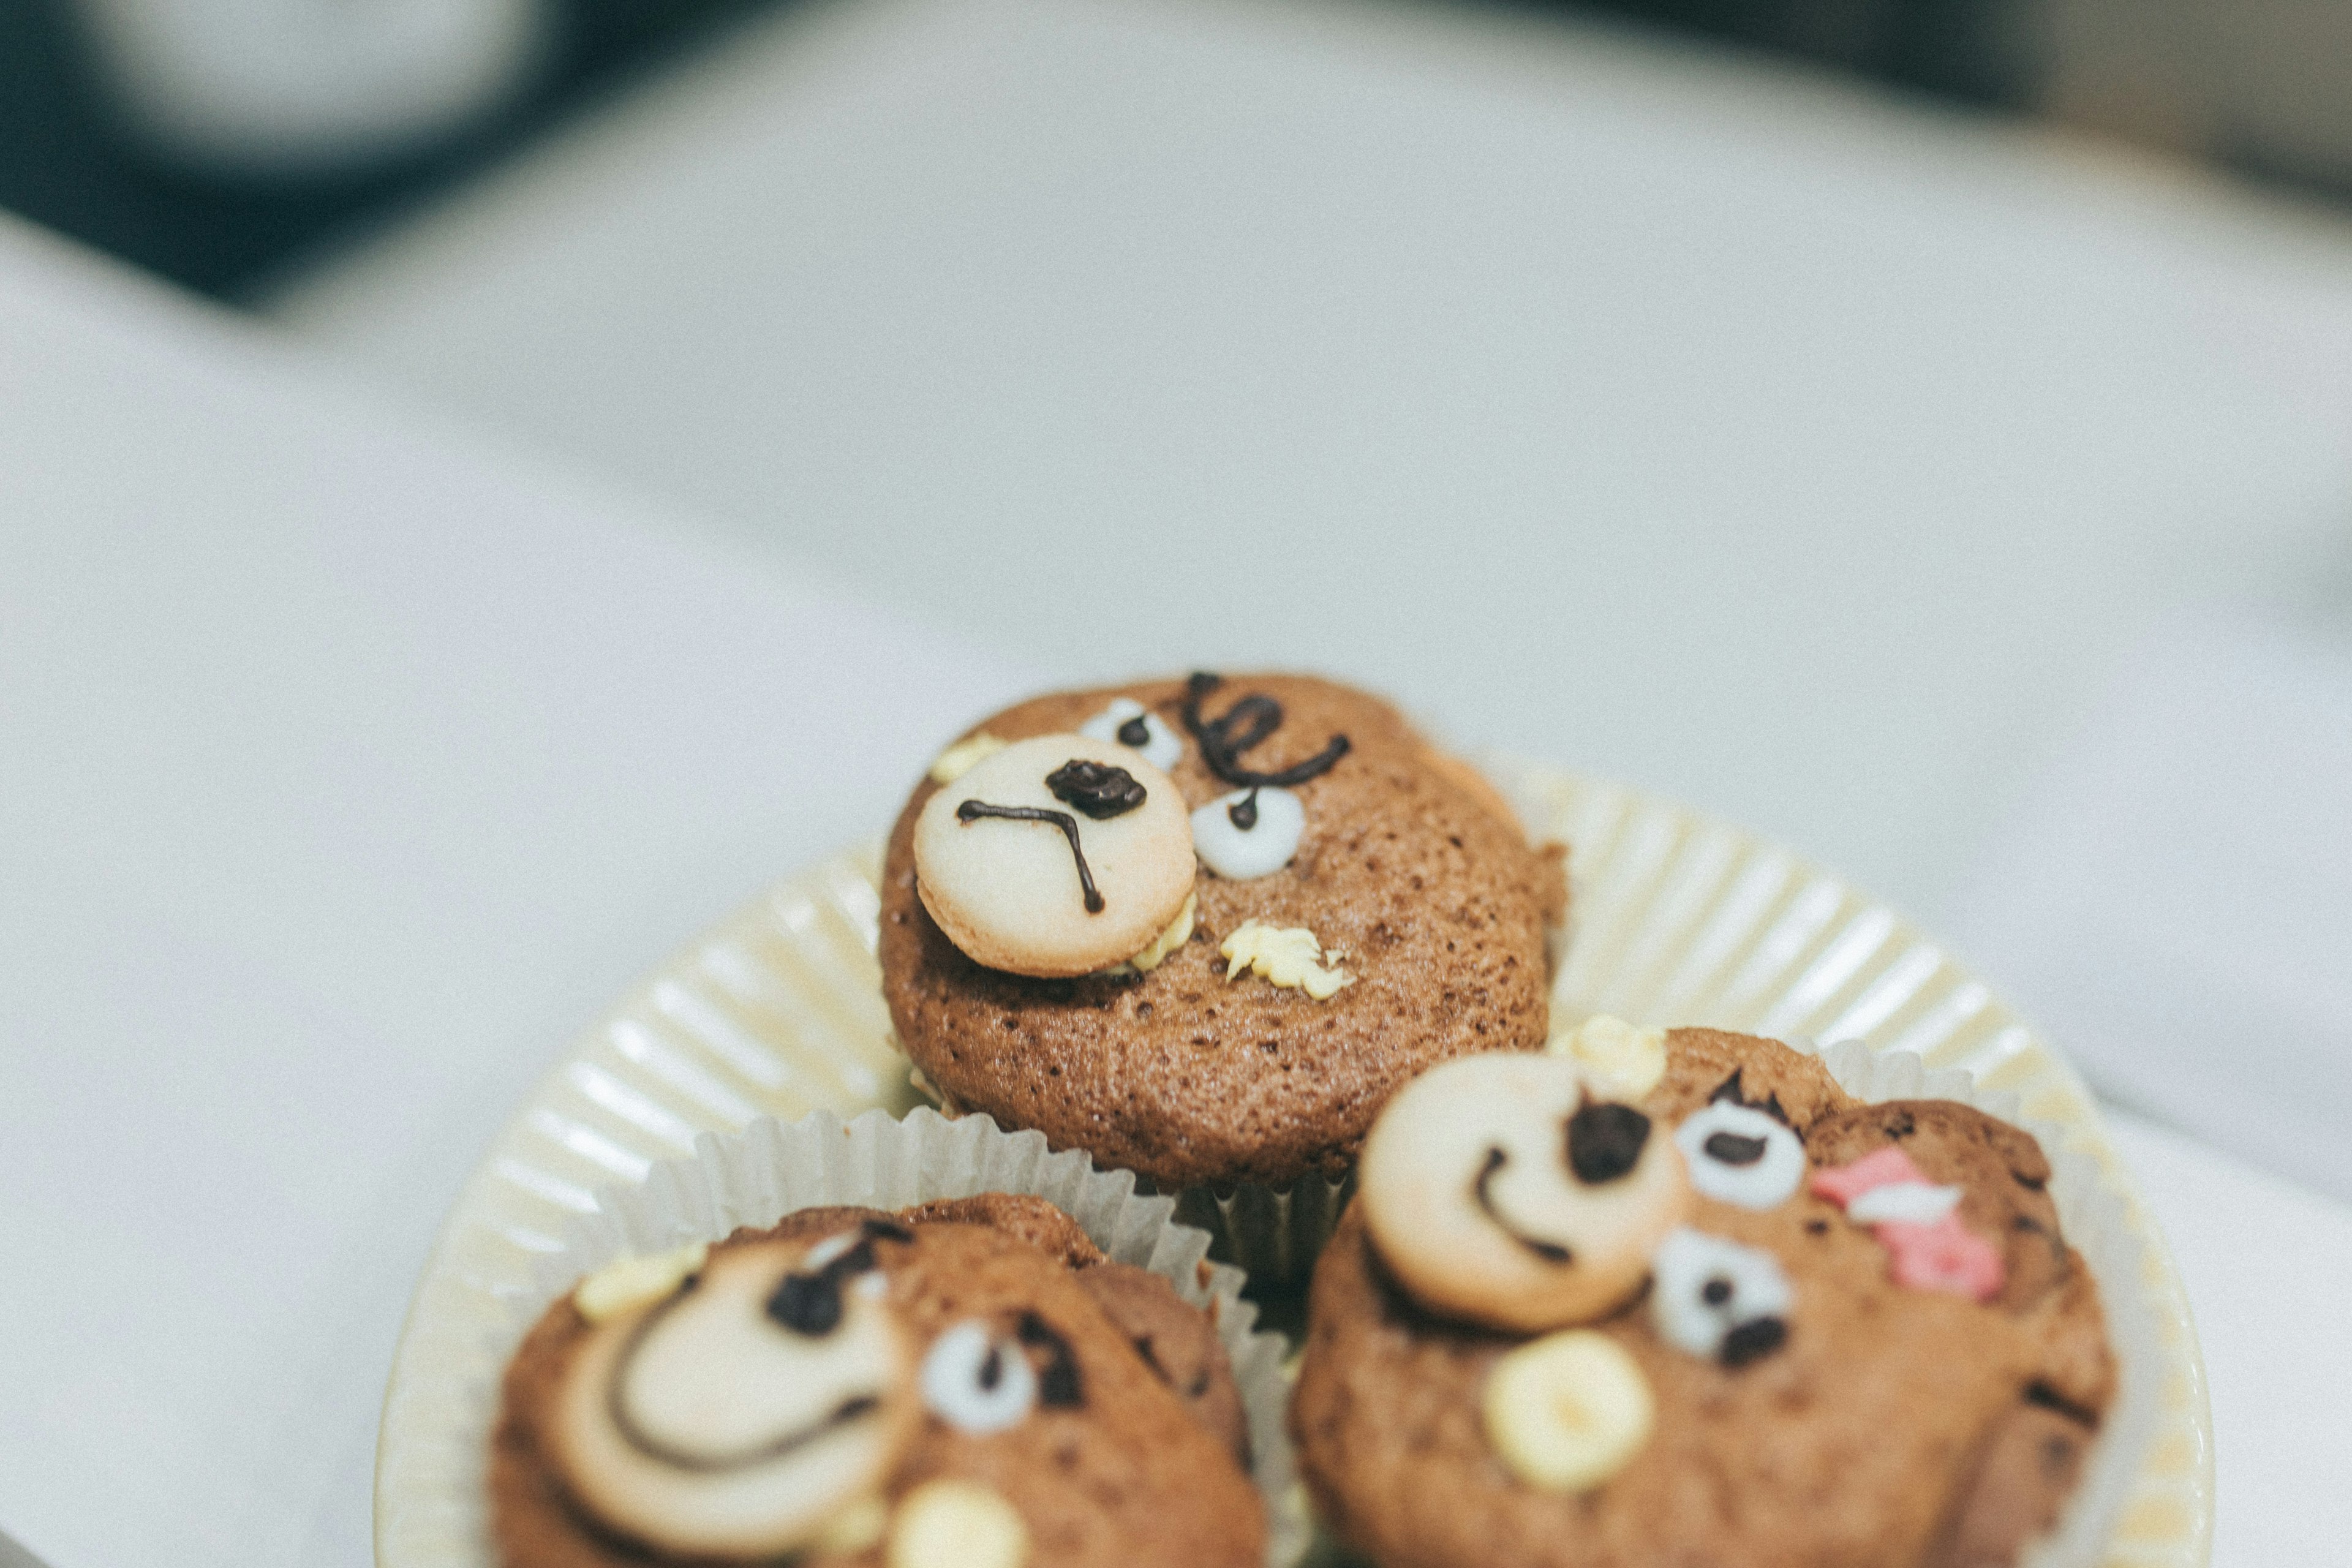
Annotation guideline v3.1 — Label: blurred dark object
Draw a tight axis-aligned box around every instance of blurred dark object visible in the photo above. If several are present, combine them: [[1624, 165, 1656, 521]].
[[6, 0, 2352, 303], [1555, 0, 2029, 104], [0, 0, 783, 299]]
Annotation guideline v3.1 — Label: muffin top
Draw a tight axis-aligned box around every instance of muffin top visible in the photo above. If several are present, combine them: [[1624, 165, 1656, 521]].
[[1289, 1027, 2114, 1568], [492, 1195, 1263, 1568], [880, 673, 1567, 1190]]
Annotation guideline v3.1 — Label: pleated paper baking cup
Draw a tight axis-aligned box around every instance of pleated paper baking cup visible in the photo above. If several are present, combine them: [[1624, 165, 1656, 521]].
[[386, 1106, 1306, 1568], [379, 761, 2209, 1568]]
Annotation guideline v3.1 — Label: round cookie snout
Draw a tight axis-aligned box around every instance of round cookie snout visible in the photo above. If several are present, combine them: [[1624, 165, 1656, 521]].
[[913, 734, 1196, 978], [1357, 1053, 1691, 1333]]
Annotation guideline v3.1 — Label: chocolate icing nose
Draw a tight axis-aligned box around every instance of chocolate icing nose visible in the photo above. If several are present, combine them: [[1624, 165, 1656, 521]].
[[1566, 1102, 1651, 1185]]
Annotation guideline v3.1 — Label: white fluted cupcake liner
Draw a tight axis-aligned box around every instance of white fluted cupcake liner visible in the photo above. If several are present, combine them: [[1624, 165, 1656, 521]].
[[391, 1106, 1306, 1568], [1164, 1172, 1354, 1285]]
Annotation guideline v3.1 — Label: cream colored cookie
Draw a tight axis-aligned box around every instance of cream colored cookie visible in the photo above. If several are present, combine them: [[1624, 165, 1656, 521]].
[[913, 734, 1195, 978], [545, 1232, 917, 1558], [1357, 1054, 1691, 1333]]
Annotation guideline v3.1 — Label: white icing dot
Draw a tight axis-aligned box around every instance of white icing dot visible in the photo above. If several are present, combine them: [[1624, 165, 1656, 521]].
[[1650, 1227, 1793, 1362], [801, 1230, 862, 1270], [1190, 787, 1304, 880], [1845, 1181, 1964, 1224], [919, 1321, 1037, 1434], [1079, 698, 1183, 772], [1675, 1102, 1807, 1210]]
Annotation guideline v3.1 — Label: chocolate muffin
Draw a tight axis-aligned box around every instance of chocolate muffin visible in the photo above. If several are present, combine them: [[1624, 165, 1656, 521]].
[[880, 673, 1567, 1193], [1291, 1026, 2114, 1568], [493, 1195, 1264, 1568]]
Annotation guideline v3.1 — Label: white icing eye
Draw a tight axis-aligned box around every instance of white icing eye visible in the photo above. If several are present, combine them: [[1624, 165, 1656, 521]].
[[1080, 698, 1183, 772], [1190, 786, 1305, 880], [1650, 1227, 1793, 1366], [919, 1321, 1038, 1434], [1675, 1102, 1806, 1210]]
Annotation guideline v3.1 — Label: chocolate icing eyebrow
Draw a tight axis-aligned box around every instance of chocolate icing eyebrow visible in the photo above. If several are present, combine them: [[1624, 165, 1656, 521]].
[[956, 799, 1106, 913], [1016, 1311, 1085, 1408], [1181, 673, 1350, 788], [1708, 1069, 1790, 1126]]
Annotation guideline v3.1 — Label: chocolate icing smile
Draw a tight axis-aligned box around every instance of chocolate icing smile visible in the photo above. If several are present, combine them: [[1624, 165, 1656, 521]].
[[956, 799, 1107, 913], [1181, 673, 1350, 788], [1472, 1145, 1574, 1265], [606, 1241, 899, 1473]]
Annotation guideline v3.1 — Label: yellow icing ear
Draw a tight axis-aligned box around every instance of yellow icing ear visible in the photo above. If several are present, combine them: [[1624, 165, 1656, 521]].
[[573, 1242, 708, 1323], [1548, 1015, 1667, 1101], [1106, 892, 1195, 976], [928, 732, 1007, 785], [1218, 919, 1353, 1000]]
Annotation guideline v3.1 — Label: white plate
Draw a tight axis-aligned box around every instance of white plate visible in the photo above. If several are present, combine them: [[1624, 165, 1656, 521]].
[[377, 761, 2212, 1568]]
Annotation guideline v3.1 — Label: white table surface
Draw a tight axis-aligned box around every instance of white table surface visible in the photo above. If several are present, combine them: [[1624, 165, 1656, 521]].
[[0, 219, 1033, 1567], [8, 0, 2352, 1550], [271, 0, 2352, 933]]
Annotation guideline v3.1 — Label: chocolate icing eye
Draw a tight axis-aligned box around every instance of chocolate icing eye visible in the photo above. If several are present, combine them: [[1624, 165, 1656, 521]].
[[1079, 697, 1183, 771], [549, 1235, 916, 1558], [921, 1321, 1039, 1434], [1650, 1226, 1793, 1366], [1190, 786, 1305, 880], [1675, 1102, 1806, 1210], [1357, 1053, 1691, 1333]]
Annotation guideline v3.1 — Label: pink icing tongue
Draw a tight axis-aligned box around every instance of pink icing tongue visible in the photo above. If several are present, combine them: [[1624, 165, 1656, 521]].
[[1812, 1145, 2006, 1303], [1875, 1216, 2006, 1302], [1809, 1145, 1927, 1207]]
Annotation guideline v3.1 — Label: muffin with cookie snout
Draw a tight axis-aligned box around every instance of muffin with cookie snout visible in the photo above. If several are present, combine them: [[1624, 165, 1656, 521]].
[[880, 672, 1568, 1197], [492, 1194, 1264, 1568], [1291, 1025, 2115, 1568]]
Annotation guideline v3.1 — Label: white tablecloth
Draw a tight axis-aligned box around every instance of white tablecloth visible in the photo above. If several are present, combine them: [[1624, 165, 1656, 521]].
[[0, 219, 1031, 1567], [273, 0, 2352, 930]]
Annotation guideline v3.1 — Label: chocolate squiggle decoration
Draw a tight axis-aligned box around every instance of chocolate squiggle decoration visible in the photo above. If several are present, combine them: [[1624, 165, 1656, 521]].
[[1181, 673, 1350, 788], [956, 801, 1106, 913]]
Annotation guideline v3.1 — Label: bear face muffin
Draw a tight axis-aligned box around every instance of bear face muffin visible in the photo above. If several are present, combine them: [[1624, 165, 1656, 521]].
[[1290, 1026, 2114, 1568], [493, 1194, 1264, 1568], [880, 673, 1568, 1192]]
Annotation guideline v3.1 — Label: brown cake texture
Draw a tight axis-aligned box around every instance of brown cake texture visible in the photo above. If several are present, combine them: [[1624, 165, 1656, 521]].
[[1289, 1029, 2114, 1568], [492, 1195, 1263, 1568], [881, 673, 1568, 1191]]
